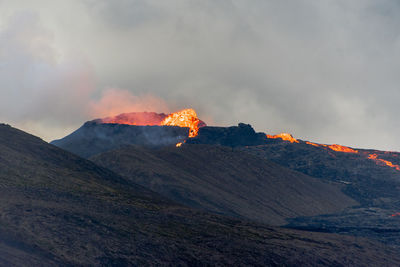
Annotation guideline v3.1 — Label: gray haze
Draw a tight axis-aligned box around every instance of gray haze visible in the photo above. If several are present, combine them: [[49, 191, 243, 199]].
[[0, 0, 400, 151]]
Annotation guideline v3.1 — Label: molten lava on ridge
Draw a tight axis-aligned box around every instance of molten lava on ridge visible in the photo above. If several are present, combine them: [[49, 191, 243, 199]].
[[161, 109, 204, 138], [266, 133, 299, 143], [95, 108, 206, 138], [267, 131, 400, 172]]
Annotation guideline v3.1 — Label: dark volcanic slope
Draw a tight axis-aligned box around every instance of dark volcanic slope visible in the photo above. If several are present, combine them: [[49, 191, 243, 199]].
[[51, 121, 189, 158], [242, 140, 400, 246], [181, 123, 400, 211], [1, 123, 400, 265], [243, 141, 400, 208], [91, 144, 357, 225]]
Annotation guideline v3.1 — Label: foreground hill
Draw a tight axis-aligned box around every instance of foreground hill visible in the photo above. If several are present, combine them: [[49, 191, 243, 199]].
[[1, 123, 400, 265], [91, 144, 356, 225]]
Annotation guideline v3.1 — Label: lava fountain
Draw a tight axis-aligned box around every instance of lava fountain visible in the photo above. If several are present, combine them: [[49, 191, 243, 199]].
[[97, 108, 206, 138]]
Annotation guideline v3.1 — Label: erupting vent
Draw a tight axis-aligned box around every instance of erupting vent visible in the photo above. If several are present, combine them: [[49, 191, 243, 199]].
[[161, 109, 201, 138], [97, 108, 206, 138]]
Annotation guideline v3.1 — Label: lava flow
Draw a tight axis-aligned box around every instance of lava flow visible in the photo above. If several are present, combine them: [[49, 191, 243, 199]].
[[306, 142, 358, 153], [271, 132, 400, 172], [368, 154, 400, 171], [306, 141, 400, 171], [327, 144, 358, 153], [267, 133, 299, 143]]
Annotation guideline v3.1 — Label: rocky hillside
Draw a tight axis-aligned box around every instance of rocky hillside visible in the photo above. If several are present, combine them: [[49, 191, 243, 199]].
[[91, 144, 357, 225], [1, 123, 400, 265]]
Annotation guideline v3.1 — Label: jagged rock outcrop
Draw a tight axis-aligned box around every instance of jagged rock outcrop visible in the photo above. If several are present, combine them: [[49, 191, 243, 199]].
[[186, 123, 267, 147]]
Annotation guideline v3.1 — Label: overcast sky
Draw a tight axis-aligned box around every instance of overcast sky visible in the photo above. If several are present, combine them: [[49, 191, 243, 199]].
[[1, 0, 400, 150]]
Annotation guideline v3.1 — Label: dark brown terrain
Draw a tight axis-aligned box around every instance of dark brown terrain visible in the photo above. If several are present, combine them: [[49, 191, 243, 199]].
[[2, 123, 400, 265], [242, 140, 400, 247], [243, 141, 400, 207], [91, 144, 357, 225]]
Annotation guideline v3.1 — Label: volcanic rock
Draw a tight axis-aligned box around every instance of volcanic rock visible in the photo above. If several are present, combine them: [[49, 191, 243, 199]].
[[186, 123, 267, 147], [242, 140, 400, 246], [242, 142, 400, 208]]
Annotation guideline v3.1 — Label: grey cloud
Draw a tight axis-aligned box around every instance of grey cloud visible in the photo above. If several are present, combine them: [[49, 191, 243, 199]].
[[1, 1, 400, 150], [0, 10, 95, 139], [84, 0, 163, 29]]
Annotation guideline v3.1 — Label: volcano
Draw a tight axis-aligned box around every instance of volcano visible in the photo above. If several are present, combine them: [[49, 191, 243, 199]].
[[49, 110, 400, 258], [51, 109, 207, 157]]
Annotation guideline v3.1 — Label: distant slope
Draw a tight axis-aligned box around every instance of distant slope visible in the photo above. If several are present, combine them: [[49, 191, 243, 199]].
[[51, 121, 189, 158], [160, 123, 400, 246], [242, 141, 400, 208], [241, 140, 400, 246], [1, 123, 400, 265], [90, 144, 357, 225]]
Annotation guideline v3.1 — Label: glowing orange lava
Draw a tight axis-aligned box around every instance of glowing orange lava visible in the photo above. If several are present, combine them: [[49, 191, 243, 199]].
[[306, 140, 400, 171], [161, 108, 201, 138], [368, 154, 378, 160], [306, 141, 322, 147], [368, 154, 400, 171], [306, 141, 358, 153], [267, 133, 299, 143], [97, 108, 205, 138], [176, 142, 182, 147], [327, 144, 358, 153]]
